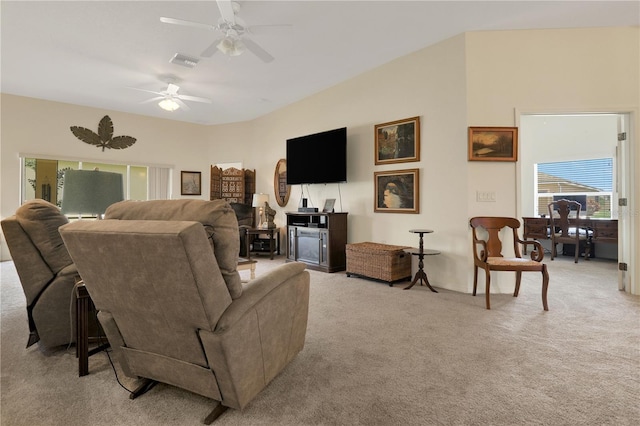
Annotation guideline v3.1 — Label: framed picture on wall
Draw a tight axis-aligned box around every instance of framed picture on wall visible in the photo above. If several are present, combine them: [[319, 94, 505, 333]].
[[374, 168, 419, 213], [374, 116, 420, 165], [468, 126, 518, 162], [181, 171, 201, 195]]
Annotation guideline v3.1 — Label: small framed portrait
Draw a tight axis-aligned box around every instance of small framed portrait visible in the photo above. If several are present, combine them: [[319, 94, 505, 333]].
[[468, 126, 518, 162], [181, 171, 201, 196], [323, 198, 336, 213], [374, 116, 420, 165], [374, 168, 419, 213]]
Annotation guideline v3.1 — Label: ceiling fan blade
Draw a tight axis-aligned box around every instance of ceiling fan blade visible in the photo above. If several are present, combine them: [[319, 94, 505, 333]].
[[216, 0, 236, 25], [247, 24, 293, 35], [177, 94, 212, 104], [126, 87, 165, 96], [201, 38, 224, 57], [174, 98, 191, 111], [167, 83, 180, 95], [242, 37, 274, 63], [160, 16, 216, 31], [139, 96, 165, 104]]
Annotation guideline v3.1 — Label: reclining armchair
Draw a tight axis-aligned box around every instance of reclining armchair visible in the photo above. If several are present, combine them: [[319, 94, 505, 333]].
[[60, 199, 310, 423], [1, 199, 79, 348]]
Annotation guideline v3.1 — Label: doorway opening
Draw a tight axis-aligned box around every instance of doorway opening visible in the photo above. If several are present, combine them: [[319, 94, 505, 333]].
[[517, 112, 635, 294]]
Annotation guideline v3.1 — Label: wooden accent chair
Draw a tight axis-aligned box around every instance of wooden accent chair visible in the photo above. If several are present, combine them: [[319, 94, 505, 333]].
[[470, 217, 549, 311], [548, 199, 592, 263]]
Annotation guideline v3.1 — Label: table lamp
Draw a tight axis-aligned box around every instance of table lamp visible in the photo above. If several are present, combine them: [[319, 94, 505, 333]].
[[252, 193, 269, 228], [61, 169, 124, 219]]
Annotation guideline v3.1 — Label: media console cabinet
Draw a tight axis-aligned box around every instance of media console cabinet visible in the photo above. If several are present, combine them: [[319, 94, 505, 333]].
[[286, 211, 348, 272]]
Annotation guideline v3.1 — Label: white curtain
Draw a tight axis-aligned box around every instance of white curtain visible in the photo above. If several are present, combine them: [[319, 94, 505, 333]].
[[148, 167, 171, 200]]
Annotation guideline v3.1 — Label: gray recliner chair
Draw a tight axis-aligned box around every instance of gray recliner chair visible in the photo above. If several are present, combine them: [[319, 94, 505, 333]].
[[60, 199, 310, 424], [1, 199, 79, 348]]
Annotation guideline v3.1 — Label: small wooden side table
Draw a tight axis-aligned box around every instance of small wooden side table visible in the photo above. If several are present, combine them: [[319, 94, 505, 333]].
[[246, 227, 280, 260], [404, 229, 440, 292], [75, 281, 109, 377]]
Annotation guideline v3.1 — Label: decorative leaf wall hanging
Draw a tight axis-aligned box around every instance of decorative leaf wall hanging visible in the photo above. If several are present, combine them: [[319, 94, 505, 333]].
[[70, 115, 137, 151]]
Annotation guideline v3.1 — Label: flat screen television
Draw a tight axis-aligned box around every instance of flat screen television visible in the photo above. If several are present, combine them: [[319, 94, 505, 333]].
[[286, 127, 347, 185]]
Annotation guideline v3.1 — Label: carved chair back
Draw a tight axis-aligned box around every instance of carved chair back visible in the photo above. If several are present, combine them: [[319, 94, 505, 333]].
[[469, 216, 522, 259], [548, 199, 581, 237]]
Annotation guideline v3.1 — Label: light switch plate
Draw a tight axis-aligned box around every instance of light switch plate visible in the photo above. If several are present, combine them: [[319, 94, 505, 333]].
[[476, 191, 496, 202]]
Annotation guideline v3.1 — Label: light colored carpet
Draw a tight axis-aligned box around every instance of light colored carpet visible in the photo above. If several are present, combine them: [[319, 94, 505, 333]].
[[1, 256, 639, 425]]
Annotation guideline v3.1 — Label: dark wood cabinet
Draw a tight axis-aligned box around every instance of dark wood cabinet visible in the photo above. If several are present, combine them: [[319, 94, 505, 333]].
[[286, 212, 348, 272], [522, 217, 550, 240]]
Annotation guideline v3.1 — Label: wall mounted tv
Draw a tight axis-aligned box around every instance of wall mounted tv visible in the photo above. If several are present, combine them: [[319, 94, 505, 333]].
[[286, 127, 347, 185]]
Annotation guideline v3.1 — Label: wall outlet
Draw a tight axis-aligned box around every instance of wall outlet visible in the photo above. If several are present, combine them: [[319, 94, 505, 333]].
[[476, 191, 496, 202]]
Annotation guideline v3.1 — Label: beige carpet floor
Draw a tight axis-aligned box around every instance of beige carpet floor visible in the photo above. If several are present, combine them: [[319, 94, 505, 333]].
[[1, 255, 639, 425]]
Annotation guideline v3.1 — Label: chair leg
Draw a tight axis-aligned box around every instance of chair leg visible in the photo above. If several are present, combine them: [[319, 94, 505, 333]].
[[541, 264, 549, 311], [473, 266, 479, 296], [484, 268, 491, 310], [514, 271, 522, 297], [574, 243, 579, 263], [550, 242, 556, 261], [584, 240, 592, 261], [204, 403, 228, 424]]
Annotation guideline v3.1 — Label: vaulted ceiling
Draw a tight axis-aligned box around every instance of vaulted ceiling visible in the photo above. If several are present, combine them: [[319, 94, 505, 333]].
[[2, 1, 638, 125]]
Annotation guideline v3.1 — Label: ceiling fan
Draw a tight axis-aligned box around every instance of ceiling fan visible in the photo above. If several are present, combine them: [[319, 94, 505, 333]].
[[128, 83, 212, 111], [160, 0, 290, 63]]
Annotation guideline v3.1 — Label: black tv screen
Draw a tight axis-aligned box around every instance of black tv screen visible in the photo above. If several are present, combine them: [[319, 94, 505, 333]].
[[286, 127, 347, 185]]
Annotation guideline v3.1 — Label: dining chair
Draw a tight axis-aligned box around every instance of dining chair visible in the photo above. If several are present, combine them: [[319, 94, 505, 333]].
[[548, 199, 592, 263], [470, 216, 549, 311]]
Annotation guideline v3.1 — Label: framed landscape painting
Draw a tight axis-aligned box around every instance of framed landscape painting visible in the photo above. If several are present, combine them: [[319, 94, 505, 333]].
[[181, 171, 201, 195], [468, 126, 518, 162], [375, 116, 420, 165], [374, 168, 419, 214]]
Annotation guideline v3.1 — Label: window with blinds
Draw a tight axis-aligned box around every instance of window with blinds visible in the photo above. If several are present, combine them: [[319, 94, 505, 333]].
[[535, 158, 614, 218], [22, 157, 171, 213]]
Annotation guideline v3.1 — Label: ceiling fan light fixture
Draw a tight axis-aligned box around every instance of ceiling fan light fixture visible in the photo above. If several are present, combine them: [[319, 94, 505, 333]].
[[158, 98, 180, 111], [217, 37, 245, 56]]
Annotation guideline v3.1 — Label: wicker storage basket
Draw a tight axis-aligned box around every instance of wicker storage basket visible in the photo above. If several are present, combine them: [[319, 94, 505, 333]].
[[346, 242, 412, 284]]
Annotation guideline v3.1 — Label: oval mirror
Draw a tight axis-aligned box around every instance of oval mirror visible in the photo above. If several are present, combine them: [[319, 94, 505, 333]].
[[274, 158, 291, 207]]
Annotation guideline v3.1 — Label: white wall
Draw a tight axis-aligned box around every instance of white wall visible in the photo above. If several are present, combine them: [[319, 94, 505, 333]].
[[207, 33, 471, 291], [226, 26, 639, 294], [465, 27, 639, 293], [2, 27, 638, 293], [520, 114, 618, 217], [0, 95, 209, 259]]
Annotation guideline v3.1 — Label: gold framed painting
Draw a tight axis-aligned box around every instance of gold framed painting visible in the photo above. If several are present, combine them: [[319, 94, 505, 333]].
[[468, 126, 518, 162], [374, 116, 420, 165], [374, 168, 419, 213]]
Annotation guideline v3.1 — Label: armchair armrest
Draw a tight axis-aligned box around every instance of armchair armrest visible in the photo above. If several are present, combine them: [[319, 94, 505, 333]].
[[215, 262, 307, 331], [472, 238, 488, 262], [518, 238, 545, 262]]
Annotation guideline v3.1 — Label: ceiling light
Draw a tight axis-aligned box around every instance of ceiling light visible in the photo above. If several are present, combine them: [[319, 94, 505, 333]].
[[158, 98, 179, 111], [217, 37, 245, 56]]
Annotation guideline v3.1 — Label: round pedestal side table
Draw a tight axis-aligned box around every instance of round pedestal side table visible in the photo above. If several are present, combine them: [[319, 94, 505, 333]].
[[404, 229, 440, 292]]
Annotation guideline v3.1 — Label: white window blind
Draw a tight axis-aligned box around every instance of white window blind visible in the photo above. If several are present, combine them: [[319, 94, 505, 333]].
[[535, 158, 613, 218]]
